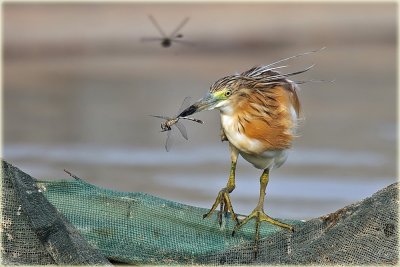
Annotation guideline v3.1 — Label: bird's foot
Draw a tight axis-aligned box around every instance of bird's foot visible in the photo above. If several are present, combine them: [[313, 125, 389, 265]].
[[232, 208, 293, 258], [203, 188, 239, 226]]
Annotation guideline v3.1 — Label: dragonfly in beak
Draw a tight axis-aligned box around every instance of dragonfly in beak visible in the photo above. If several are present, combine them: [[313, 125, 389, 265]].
[[151, 96, 203, 151]]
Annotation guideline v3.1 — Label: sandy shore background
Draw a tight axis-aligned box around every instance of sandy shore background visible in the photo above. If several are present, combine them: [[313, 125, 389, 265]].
[[3, 3, 397, 219]]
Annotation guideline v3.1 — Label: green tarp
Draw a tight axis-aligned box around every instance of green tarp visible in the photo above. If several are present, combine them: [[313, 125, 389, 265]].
[[1, 160, 398, 264]]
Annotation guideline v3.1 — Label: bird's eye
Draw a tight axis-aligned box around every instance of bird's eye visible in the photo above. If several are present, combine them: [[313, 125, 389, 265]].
[[225, 90, 232, 97]]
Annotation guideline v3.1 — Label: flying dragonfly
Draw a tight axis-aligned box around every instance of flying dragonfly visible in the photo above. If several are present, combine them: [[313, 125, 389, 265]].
[[151, 97, 203, 151], [141, 15, 193, 48]]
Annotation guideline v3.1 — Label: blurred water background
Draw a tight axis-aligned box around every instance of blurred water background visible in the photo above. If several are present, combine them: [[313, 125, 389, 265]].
[[3, 3, 397, 219]]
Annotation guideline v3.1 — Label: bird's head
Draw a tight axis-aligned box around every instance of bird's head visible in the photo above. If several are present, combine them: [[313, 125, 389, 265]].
[[178, 75, 240, 117], [178, 60, 310, 118]]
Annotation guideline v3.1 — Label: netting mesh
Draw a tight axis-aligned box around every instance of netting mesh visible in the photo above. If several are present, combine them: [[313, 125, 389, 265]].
[[1, 169, 55, 265], [35, 172, 301, 264], [1, 159, 398, 265], [1, 160, 111, 265]]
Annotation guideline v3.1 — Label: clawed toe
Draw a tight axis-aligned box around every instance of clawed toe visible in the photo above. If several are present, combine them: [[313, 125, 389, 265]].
[[232, 208, 293, 257], [203, 188, 238, 226]]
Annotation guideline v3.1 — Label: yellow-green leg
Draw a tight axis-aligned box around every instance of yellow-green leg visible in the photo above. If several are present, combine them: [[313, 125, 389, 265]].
[[232, 168, 293, 256], [203, 143, 239, 225]]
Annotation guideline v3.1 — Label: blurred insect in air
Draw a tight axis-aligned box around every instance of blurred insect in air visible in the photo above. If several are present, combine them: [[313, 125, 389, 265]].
[[151, 97, 203, 151], [141, 15, 193, 48]]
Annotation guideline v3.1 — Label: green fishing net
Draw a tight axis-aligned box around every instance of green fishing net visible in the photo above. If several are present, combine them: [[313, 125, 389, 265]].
[[1, 160, 398, 264]]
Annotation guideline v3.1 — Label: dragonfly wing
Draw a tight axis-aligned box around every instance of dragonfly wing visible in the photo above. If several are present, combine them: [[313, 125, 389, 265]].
[[172, 39, 196, 47], [175, 121, 188, 140], [165, 128, 173, 152], [141, 37, 163, 42], [170, 17, 190, 38], [150, 115, 170, 120], [148, 15, 167, 37]]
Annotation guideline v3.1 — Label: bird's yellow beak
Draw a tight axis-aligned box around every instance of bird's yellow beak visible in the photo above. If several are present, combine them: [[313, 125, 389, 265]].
[[178, 92, 218, 117]]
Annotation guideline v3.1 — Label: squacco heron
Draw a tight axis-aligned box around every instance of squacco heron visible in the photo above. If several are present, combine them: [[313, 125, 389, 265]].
[[178, 52, 316, 251]]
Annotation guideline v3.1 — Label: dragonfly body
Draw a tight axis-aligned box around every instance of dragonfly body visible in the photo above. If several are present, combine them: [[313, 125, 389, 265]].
[[161, 38, 172, 48], [161, 117, 203, 132]]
